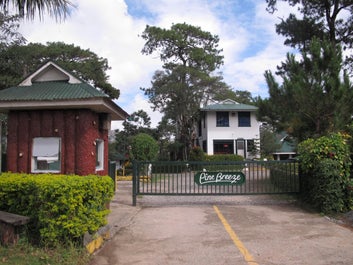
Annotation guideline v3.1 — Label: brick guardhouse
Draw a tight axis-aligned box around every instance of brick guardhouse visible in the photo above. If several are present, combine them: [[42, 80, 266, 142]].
[[0, 61, 128, 176]]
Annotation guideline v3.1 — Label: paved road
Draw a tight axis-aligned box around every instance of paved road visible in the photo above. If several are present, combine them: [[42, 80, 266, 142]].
[[89, 182, 353, 265]]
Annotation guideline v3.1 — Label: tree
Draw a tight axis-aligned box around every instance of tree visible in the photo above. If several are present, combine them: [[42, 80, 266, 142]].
[[213, 89, 254, 104], [130, 133, 159, 161], [0, 0, 74, 21], [0, 42, 119, 98], [0, 12, 25, 46], [141, 23, 228, 160], [113, 110, 157, 159], [258, 38, 353, 141], [266, 0, 353, 71], [259, 123, 281, 159]]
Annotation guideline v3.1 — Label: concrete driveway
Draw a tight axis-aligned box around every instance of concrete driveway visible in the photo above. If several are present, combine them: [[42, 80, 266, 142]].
[[89, 182, 353, 265]]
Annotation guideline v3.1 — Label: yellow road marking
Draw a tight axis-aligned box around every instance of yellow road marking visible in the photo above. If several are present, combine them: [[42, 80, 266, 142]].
[[213, 205, 259, 265]]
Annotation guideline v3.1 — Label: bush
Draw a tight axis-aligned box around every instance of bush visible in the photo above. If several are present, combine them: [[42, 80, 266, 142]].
[[189, 146, 205, 161], [205, 154, 244, 162], [130, 133, 159, 161], [0, 173, 114, 246], [298, 133, 352, 213]]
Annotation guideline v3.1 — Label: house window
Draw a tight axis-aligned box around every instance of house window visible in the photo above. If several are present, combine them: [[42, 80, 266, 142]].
[[214, 140, 234, 154], [238, 112, 251, 127], [247, 139, 255, 152], [32, 137, 61, 172], [96, 139, 104, 171], [216, 112, 229, 127]]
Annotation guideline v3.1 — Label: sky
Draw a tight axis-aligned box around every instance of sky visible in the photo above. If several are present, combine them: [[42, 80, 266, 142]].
[[18, 0, 295, 130]]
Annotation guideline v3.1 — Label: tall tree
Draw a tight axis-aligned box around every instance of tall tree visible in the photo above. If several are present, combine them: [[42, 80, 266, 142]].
[[258, 38, 353, 141], [141, 23, 228, 160], [266, 0, 353, 71], [0, 0, 74, 21], [0, 42, 119, 98]]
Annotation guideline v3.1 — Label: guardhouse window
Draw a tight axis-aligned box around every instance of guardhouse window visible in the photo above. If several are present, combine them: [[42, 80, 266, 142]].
[[32, 137, 61, 172], [216, 112, 229, 127], [96, 139, 104, 171]]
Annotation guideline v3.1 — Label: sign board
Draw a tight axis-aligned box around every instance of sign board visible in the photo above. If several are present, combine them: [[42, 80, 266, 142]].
[[194, 171, 245, 185]]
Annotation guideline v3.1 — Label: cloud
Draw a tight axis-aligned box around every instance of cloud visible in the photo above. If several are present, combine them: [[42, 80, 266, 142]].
[[18, 0, 295, 130]]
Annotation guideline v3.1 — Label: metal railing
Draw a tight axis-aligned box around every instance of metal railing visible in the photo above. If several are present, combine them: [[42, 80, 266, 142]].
[[132, 160, 300, 206]]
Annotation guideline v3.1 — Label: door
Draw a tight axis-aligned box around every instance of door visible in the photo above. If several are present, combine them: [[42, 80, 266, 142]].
[[236, 139, 246, 158]]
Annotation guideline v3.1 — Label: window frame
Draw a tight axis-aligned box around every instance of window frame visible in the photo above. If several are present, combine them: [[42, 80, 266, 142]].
[[95, 139, 104, 171], [238, 111, 251, 127], [216, 111, 229, 127], [32, 137, 61, 173]]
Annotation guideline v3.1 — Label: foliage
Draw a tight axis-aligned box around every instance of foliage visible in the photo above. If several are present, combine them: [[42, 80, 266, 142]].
[[0, 240, 89, 265], [0, 42, 119, 98], [0, 12, 26, 46], [113, 110, 157, 161], [258, 38, 353, 141], [205, 154, 244, 162], [0, 0, 74, 21], [260, 124, 282, 159], [213, 89, 255, 104], [141, 23, 229, 160], [0, 173, 114, 246], [266, 0, 353, 71], [189, 146, 205, 161], [298, 133, 352, 213], [130, 133, 159, 161]]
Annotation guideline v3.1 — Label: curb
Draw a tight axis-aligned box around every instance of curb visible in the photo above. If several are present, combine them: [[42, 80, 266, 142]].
[[84, 195, 141, 254], [84, 225, 111, 254]]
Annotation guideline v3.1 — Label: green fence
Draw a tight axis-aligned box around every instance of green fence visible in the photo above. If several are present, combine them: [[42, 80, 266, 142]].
[[132, 160, 300, 206]]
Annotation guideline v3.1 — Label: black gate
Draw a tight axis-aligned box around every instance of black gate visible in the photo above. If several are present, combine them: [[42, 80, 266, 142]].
[[132, 160, 300, 206]]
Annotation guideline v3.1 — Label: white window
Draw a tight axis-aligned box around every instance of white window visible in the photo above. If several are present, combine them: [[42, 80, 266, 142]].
[[96, 139, 104, 171], [32, 137, 61, 173]]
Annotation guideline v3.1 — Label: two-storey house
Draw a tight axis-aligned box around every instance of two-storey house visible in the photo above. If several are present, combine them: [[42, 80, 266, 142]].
[[198, 99, 260, 159]]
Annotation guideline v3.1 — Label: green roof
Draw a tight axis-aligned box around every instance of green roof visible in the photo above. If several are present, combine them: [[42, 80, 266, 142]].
[[274, 132, 297, 154], [201, 102, 258, 111], [0, 81, 108, 101]]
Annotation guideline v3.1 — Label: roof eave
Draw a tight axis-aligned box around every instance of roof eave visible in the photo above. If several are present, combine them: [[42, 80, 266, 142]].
[[0, 98, 129, 121]]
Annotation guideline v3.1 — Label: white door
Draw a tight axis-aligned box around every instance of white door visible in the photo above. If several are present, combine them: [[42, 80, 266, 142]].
[[236, 139, 246, 158]]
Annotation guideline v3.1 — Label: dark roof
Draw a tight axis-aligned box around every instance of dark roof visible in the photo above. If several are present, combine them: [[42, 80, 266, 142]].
[[0, 81, 108, 101]]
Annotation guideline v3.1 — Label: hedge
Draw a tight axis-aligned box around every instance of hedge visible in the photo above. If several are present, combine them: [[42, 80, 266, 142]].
[[298, 133, 352, 213], [0, 173, 114, 246]]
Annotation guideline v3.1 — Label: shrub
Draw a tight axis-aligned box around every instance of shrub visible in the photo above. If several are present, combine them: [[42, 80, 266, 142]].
[[205, 154, 244, 162], [130, 133, 159, 161], [189, 146, 205, 161], [298, 133, 352, 213], [0, 173, 114, 246]]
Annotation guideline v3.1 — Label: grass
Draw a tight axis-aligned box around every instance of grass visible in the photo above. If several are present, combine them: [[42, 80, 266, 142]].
[[0, 239, 90, 265]]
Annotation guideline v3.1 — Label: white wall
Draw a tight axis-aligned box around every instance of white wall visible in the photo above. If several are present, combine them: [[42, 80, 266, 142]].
[[200, 111, 260, 156]]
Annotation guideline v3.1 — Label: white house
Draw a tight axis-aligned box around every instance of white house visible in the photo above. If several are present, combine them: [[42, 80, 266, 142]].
[[198, 99, 260, 159]]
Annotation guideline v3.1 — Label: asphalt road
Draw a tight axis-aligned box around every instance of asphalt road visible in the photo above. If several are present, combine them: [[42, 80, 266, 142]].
[[89, 182, 353, 265]]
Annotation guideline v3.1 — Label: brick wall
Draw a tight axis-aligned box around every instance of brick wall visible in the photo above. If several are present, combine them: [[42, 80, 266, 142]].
[[7, 109, 108, 176]]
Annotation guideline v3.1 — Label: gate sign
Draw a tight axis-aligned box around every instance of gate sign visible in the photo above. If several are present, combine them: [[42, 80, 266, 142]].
[[194, 171, 245, 185]]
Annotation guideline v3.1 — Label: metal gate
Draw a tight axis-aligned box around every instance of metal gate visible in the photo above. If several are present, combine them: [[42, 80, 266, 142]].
[[132, 160, 300, 206]]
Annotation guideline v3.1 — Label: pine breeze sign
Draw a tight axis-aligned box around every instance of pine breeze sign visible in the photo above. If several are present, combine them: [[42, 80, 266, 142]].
[[194, 171, 245, 185]]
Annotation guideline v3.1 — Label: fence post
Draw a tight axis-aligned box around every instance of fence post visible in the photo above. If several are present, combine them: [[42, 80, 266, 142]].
[[132, 160, 137, 206], [108, 160, 116, 191]]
